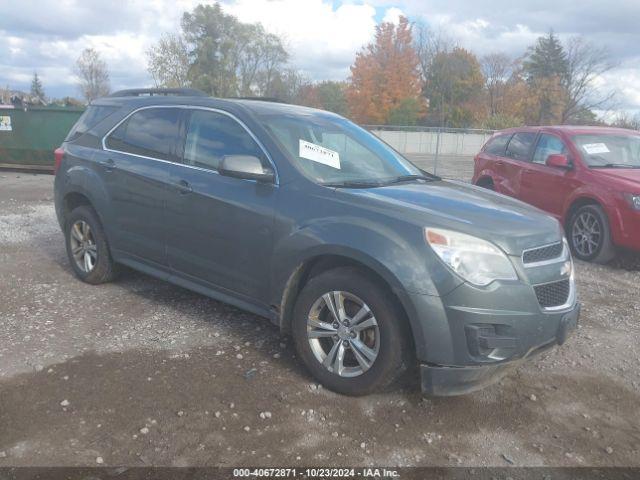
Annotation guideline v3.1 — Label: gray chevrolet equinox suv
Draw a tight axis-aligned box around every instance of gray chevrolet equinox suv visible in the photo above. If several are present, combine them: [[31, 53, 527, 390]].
[[54, 88, 580, 396]]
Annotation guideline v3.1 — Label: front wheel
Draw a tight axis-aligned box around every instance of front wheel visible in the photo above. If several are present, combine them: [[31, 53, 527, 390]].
[[292, 267, 411, 395], [568, 204, 615, 263]]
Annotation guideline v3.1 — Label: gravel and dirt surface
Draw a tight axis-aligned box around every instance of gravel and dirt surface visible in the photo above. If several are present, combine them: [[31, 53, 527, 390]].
[[1, 172, 639, 467]]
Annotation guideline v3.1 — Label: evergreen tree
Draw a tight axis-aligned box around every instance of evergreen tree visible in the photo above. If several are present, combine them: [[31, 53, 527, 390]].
[[30, 72, 45, 100], [522, 30, 567, 83]]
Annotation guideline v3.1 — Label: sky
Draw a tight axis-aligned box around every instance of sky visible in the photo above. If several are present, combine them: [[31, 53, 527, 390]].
[[1, 0, 639, 117]]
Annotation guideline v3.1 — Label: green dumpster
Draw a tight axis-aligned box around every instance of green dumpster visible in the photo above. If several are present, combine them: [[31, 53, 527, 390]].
[[0, 105, 84, 172]]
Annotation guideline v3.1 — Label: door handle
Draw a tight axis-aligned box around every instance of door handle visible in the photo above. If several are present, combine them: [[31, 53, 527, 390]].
[[99, 158, 115, 171], [176, 179, 193, 194]]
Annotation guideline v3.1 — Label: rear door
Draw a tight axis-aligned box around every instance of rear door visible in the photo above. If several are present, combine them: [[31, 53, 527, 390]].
[[102, 107, 181, 267], [163, 108, 278, 303], [520, 133, 578, 219], [474, 133, 511, 187], [500, 131, 537, 198]]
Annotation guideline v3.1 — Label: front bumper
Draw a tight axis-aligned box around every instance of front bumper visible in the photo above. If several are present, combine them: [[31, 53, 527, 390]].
[[420, 303, 580, 395]]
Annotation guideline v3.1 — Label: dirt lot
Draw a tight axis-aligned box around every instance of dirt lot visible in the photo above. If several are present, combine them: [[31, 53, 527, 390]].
[[0, 172, 639, 467]]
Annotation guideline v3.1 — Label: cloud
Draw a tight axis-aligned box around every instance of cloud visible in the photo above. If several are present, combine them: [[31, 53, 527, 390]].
[[0, 0, 639, 116], [221, 0, 376, 80]]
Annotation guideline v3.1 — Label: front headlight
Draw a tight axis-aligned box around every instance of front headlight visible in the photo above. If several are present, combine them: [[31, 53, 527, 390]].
[[624, 193, 640, 210], [425, 228, 518, 286]]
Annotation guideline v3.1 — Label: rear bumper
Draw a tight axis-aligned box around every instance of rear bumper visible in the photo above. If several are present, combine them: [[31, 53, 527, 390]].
[[420, 304, 580, 395]]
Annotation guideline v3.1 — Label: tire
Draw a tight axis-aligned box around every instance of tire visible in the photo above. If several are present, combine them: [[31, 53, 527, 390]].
[[65, 205, 118, 284], [477, 178, 494, 190], [568, 204, 615, 263], [291, 267, 411, 396]]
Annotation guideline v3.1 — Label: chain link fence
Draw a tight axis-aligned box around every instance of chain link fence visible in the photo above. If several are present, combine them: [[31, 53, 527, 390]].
[[366, 126, 495, 182]]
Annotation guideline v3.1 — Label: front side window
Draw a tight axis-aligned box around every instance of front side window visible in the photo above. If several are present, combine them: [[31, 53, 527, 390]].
[[532, 134, 568, 164], [106, 108, 181, 161], [484, 134, 511, 156], [257, 113, 422, 185], [506, 132, 536, 161], [573, 134, 640, 168], [183, 110, 266, 171]]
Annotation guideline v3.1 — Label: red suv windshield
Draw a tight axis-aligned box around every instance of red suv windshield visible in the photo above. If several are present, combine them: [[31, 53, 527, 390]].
[[572, 133, 640, 168]]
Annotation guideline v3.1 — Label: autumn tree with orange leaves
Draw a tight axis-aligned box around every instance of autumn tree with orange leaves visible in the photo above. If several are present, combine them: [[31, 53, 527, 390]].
[[346, 17, 424, 125]]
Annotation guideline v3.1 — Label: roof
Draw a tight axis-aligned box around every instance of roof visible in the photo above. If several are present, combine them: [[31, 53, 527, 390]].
[[495, 125, 639, 136], [93, 89, 338, 119]]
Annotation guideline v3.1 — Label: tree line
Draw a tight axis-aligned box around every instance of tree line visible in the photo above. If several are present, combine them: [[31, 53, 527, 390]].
[[16, 2, 638, 129]]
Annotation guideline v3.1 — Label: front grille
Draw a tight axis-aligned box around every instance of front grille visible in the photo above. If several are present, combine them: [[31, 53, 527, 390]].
[[534, 279, 571, 308], [523, 242, 563, 264]]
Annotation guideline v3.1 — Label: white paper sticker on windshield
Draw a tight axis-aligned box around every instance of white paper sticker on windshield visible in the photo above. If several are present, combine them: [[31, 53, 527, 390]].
[[299, 139, 341, 169], [582, 143, 610, 155]]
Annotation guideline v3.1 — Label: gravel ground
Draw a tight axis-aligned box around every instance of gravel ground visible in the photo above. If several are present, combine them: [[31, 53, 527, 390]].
[[0, 172, 639, 467]]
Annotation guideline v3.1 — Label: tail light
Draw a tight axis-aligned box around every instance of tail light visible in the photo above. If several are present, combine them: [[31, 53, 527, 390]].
[[54, 147, 64, 175]]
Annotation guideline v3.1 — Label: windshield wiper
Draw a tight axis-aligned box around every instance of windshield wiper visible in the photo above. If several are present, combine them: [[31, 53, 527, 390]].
[[384, 174, 436, 185], [321, 180, 386, 188], [590, 163, 640, 169]]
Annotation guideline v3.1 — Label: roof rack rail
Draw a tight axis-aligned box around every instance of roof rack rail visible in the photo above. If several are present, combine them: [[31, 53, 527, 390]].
[[108, 88, 208, 98], [231, 96, 288, 104]]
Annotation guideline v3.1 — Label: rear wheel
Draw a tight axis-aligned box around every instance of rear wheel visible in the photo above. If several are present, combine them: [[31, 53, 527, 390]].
[[292, 267, 410, 395], [65, 205, 118, 284], [568, 204, 615, 263]]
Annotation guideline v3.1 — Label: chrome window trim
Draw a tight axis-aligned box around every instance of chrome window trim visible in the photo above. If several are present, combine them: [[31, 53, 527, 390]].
[[101, 104, 279, 185], [522, 239, 568, 268]]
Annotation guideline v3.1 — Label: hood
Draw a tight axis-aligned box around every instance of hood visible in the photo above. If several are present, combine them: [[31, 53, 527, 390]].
[[592, 168, 640, 190], [338, 180, 563, 255]]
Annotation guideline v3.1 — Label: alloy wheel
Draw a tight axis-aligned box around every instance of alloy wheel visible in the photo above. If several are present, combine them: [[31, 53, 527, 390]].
[[306, 291, 380, 377], [572, 211, 602, 258], [69, 220, 98, 273]]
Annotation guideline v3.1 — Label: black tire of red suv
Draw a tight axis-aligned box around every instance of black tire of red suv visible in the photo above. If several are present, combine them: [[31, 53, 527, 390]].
[[291, 267, 412, 396], [568, 204, 616, 263], [65, 205, 118, 284]]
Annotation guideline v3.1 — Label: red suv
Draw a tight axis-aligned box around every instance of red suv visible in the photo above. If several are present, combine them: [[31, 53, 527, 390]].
[[473, 126, 640, 263]]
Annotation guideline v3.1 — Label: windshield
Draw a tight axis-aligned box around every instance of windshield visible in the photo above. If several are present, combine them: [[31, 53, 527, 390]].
[[257, 112, 424, 185], [573, 134, 640, 168]]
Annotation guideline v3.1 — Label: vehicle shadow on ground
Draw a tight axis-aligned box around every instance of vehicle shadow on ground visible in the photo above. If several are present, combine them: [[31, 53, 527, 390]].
[[1, 346, 639, 466]]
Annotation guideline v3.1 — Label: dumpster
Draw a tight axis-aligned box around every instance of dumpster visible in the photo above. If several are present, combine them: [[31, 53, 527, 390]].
[[0, 105, 84, 172]]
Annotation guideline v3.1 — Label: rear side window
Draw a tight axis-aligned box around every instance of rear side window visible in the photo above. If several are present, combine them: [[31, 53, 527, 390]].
[[183, 110, 266, 171], [106, 108, 181, 161], [66, 105, 118, 141], [506, 132, 536, 161], [483, 134, 511, 156]]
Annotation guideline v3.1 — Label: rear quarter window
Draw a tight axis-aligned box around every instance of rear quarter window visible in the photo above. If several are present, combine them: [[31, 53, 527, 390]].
[[65, 105, 118, 141], [483, 134, 511, 156]]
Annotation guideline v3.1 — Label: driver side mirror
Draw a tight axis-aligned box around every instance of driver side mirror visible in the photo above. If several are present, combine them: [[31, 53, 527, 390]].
[[219, 155, 275, 183], [546, 154, 571, 169]]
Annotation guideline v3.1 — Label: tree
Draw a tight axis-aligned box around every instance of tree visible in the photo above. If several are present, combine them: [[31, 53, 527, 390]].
[[523, 31, 567, 82], [297, 81, 349, 116], [481, 53, 513, 116], [75, 48, 110, 102], [30, 72, 45, 101], [346, 16, 423, 124], [423, 47, 485, 127], [561, 37, 615, 123], [180, 3, 288, 97], [147, 33, 190, 88], [522, 31, 568, 124]]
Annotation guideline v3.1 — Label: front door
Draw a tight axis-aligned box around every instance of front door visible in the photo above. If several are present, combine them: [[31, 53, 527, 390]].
[[164, 108, 278, 303], [520, 133, 577, 220]]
